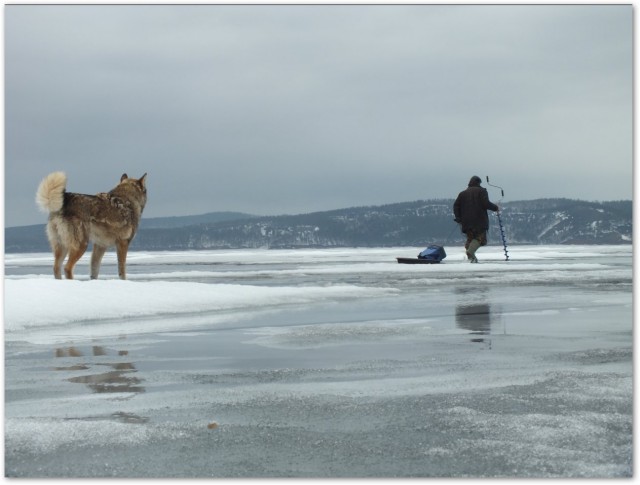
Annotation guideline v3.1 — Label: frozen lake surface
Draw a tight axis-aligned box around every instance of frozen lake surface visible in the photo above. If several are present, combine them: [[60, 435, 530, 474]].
[[4, 245, 632, 477]]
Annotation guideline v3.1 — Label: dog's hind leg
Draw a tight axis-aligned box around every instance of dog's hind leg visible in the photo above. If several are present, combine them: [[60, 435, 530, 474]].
[[64, 243, 88, 279], [53, 244, 67, 280], [90, 244, 107, 280], [115, 239, 129, 280]]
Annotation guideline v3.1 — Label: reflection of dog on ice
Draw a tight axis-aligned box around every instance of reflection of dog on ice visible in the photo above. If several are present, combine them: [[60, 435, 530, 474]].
[[36, 172, 147, 280]]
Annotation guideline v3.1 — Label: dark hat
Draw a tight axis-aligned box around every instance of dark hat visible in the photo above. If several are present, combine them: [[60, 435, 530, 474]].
[[468, 175, 482, 187]]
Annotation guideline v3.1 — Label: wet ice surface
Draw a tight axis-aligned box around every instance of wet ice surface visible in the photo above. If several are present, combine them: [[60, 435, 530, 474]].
[[4, 245, 632, 477]]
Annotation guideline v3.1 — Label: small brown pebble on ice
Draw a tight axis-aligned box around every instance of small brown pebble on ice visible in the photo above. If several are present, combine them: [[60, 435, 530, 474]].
[[207, 422, 218, 429]]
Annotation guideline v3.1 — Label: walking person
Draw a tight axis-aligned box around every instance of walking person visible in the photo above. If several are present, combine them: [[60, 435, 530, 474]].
[[453, 175, 499, 263]]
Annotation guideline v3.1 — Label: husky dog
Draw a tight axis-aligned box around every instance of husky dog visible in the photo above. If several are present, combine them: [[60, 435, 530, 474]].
[[36, 172, 147, 280]]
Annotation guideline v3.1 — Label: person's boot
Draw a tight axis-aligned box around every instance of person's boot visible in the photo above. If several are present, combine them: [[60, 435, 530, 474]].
[[466, 239, 481, 263]]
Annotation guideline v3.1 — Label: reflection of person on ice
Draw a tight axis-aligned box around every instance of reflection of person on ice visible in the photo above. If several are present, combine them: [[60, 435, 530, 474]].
[[453, 175, 499, 263]]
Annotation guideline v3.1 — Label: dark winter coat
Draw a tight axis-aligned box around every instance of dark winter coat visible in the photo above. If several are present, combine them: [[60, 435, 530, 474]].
[[453, 184, 499, 233]]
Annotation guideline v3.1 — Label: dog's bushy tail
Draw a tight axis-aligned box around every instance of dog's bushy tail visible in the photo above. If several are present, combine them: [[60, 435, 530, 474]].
[[36, 172, 67, 213]]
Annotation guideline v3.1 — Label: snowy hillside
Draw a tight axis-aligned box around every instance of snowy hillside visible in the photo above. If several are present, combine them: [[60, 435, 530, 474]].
[[5, 198, 631, 252]]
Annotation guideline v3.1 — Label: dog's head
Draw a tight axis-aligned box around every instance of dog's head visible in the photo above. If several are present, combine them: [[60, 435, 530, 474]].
[[118, 173, 147, 208]]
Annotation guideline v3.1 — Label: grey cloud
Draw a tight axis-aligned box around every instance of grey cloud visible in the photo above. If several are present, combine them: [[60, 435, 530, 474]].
[[5, 4, 632, 227]]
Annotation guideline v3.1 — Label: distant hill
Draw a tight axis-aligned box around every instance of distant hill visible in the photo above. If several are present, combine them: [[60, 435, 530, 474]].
[[4, 211, 254, 253], [140, 211, 254, 229], [497, 199, 631, 245], [5, 199, 631, 253]]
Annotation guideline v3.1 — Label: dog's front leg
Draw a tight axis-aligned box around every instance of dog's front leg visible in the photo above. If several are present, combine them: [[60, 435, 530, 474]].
[[115, 240, 129, 280], [90, 244, 107, 279]]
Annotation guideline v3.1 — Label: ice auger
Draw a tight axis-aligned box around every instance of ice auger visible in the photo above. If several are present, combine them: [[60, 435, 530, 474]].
[[486, 176, 510, 261]]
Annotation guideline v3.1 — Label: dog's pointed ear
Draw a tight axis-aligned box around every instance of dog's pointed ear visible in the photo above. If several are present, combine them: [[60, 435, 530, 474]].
[[120, 173, 129, 183], [139, 173, 147, 189]]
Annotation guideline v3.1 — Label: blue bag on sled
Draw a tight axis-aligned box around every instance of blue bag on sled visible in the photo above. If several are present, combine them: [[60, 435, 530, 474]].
[[418, 245, 447, 262]]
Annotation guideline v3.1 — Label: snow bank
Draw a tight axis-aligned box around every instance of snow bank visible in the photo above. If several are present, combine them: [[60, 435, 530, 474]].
[[4, 279, 396, 337], [4, 245, 630, 344], [4, 244, 630, 267]]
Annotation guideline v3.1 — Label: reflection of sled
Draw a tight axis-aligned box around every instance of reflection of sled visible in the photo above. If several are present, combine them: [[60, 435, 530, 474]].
[[396, 257, 441, 264]]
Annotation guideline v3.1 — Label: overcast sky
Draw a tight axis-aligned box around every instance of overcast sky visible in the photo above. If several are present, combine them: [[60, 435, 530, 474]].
[[5, 4, 632, 227]]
